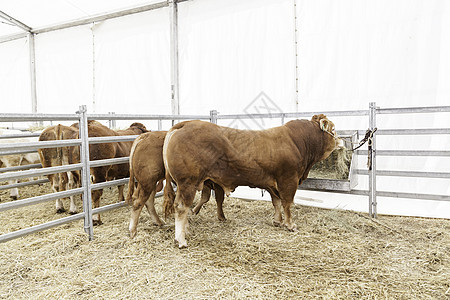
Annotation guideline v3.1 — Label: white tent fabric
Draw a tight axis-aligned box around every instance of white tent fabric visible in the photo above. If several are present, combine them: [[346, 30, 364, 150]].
[[0, 0, 448, 218]]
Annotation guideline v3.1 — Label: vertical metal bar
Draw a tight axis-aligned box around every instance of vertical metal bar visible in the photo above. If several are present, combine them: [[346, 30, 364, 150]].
[[158, 119, 162, 131], [108, 112, 116, 129], [78, 105, 94, 240], [169, 0, 180, 116], [281, 113, 285, 125], [28, 33, 38, 116], [368, 102, 377, 218], [210, 110, 218, 124]]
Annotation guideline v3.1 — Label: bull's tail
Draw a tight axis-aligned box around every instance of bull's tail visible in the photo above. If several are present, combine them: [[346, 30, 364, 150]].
[[162, 173, 176, 220], [125, 165, 135, 205]]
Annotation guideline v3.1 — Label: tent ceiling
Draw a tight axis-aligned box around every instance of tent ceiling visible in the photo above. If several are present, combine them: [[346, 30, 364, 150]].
[[0, 0, 162, 37]]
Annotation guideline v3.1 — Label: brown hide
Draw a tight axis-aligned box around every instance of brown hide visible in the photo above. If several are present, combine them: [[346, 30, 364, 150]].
[[126, 131, 225, 239], [163, 114, 339, 247]]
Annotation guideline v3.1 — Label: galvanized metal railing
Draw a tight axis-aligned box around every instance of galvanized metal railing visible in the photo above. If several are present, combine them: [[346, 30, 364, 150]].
[[1, 102, 449, 243]]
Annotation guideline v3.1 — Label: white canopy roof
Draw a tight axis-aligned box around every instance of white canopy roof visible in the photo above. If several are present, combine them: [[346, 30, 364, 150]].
[[0, 0, 162, 37]]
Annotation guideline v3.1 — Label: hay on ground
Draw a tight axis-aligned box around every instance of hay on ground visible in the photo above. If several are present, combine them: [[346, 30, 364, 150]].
[[0, 183, 449, 299]]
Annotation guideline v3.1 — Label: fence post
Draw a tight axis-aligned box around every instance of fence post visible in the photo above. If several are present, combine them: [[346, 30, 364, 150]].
[[368, 102, 377, 218], [210, 110, 218, 124], [158, 119, 162, 131], [78, 105, 94, 240]]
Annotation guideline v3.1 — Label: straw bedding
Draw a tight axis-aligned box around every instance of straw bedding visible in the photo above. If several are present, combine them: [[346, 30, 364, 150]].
[[0, 183, 449, 299]]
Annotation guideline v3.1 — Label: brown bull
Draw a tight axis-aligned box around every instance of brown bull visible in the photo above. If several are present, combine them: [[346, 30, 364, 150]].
[[126, 131, 225, 239], [162, 114, 341, 248]]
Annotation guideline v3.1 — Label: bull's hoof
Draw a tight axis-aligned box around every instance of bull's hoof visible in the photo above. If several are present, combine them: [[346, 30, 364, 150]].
[[285, 223, 298, 232], [218, 215, 227, 222], [93, 220, 103, 226], [69, 211, 78, 215], [10, 196, 18, 200], [56, 208, 66, 214], [273, 220, 282, 227], [130, 231, 136, 239], [175, 239, 188, 249]]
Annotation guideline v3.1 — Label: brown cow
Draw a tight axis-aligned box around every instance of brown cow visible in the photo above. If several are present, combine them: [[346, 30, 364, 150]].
[[84, 121, 148, 225], [162, 114, 341, 248], [126, 131, 225, 239], [38, 124, 80, 213]]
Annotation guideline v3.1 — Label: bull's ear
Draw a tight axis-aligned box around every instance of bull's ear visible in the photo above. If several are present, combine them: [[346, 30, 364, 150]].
[[311, 114, 327, 124], [319, 119, 329, 131]]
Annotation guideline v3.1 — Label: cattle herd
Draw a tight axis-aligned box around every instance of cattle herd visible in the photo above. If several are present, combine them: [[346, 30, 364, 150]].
[[2, 114, 341, 248]]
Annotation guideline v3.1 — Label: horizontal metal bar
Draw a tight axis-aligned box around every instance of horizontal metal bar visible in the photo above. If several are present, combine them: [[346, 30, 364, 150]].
[[358, 150, 450, 157], [88, 135, 138, 144], [90, 157, 129, 168], [32, 1, 169, 34], [91, 190, 164, 215], [92, 201, 127, 214], [356, 169, 450, 178], [0, 113, 79, 122], [86, 114, 210, 121], [0, 163, 42, 173], [0, 213, 85, 243], [0, 178, 49, 191], [376, 191, 450, 201], [298, 187, 370, 196], [218, 110, 368, 120], [0, 149, 37, 156], [91, 178, 129, 191], [0, 132, 41, 139], [0, 187, 84, 212], [0, 139, 81, 152], [0, 163, 82, 181], [376, 128, 450, 135], [377, 170, 450, 179], [377, 106, 450, 115], [0, 32, 28, 44]]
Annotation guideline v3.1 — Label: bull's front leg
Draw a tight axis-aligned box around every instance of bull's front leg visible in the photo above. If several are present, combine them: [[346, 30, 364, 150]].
[[92, 189, 103, 225]]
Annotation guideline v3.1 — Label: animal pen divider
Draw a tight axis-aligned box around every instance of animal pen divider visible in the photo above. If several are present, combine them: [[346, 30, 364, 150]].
[[1, 102, 449, 243]]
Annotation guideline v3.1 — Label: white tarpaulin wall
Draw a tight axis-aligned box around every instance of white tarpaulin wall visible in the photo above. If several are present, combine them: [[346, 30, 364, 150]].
[[0, 0, 449, 218]]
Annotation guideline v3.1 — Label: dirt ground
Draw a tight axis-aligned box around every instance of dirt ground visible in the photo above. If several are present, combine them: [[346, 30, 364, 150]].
[[0, 183, 449, 299]]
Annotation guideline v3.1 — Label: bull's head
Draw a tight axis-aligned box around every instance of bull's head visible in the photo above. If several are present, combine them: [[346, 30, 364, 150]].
[[311, 114, 343, 159]]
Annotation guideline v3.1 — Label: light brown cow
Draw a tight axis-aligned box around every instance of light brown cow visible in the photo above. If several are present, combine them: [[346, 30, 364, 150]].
[[38, 121, 147, 222], [38, 124, 80, 213], [126, 131, 225, 239], [163, 114, 341, 248]]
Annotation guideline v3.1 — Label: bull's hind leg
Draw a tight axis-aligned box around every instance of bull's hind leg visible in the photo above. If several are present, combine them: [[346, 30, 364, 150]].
[[117, 184, 125, 202], [67, 171, 78, 214], [144, 189, 163, 226], [174, 184, 196, 248], [92, 189, 104, 225], [214, 186, 226, 221], [192, 184, 211, 215], [129, 186, 147, 238], [270, 194, 283, 227]]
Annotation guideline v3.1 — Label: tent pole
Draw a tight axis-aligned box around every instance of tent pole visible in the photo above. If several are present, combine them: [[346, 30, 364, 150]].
[[28, 33, 38, 117], [169, 0, 180, 117]]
